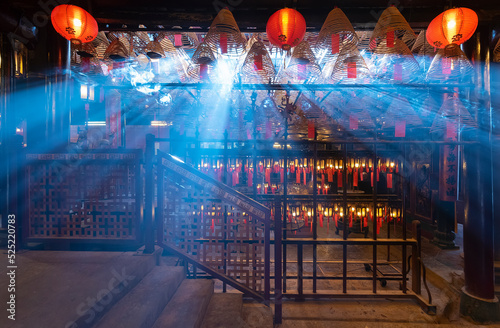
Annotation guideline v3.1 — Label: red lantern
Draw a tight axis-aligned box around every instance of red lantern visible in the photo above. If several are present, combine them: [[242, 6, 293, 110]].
[[426, 7, 478, 49], [266, 8, 306, 50], [51, 5, 98, 44]]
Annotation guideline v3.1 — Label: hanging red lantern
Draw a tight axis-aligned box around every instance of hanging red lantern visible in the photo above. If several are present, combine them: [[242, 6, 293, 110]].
[[51, 5, 98, 44], [266, 8, 306, 50], [426, 7, 478, 49]]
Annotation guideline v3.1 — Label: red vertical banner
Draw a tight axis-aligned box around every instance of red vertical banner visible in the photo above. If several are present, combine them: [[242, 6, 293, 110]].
[[394, 63, 402, 81], [105, 89, 121, 148], [254, 54, 263, 71], [248, 169, 253, 187], [265, 167, 271, 185], [308, 122, 315, 139], [395, 120, 406, 137], [174, 34, 183, 47], [387, 173, 393, 189], [331, 34, 340, 54], [296, 168, 301, 184], [347, 62, 357, 78], [220, 33, 228, 54], [386, 30, 395, 47], [353, 169, 358, 187], [327, 168, 333, 182], [337, 170, 343, 188]]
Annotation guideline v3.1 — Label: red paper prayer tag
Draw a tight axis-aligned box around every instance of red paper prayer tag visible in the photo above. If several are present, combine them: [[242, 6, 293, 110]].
[[387, 173, 393, 189], [349, 115, 358, 130], [442, 58, 452, 75], [347, 62, 357, 78], [254, 54, 263, 71], [394, 63, 402, 81], [298, 64, 307, 80], [308, 122, 315, 139], [174, 34, 183, 47], [338, 171, 343, 188], [265, 121, 272, 139], [446, 121, 458, 140], [220, 33, 228, 54], [395, 120, 406, 137], [386, 30, 395, 47], [200, 63, 208, 80], [331, 34, 340, 54]]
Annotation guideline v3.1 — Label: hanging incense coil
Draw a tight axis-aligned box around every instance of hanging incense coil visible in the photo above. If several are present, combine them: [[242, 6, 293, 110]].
[[430, 96, 476, 136], [104, 38, 131, 61], [494, 38, 500, 62], [372, 38, 420, 82], [204, 8, 247, 56], [325, 46, 371, 83], [411, 30, 436, 73], [316, 7, 358, 61], [241, 40, 275, 82], [284, 41, 321, 82], [187, 42, 216, 81], [418, 95, 439, 126], [382, 96, 422, 130], [145, 41, 165, 59], [426, 44, 474, 83], [130, 31, 151, 55], [370, 6, 416, 49], [340, 96, 376, 130], [411, 30, 435, 56]]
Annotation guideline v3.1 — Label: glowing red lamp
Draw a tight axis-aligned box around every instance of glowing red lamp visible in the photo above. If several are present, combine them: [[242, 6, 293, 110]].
[[51, 5, 98, 44], [266, 8, 306, 50], [426, 7, 478, 49]]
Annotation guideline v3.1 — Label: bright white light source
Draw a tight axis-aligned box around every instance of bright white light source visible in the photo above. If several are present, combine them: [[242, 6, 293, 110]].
[[151, 121, 171, 127], [447, 20, 456, 29], [88, 121, 106, 126], [73, 18, 82, 27]]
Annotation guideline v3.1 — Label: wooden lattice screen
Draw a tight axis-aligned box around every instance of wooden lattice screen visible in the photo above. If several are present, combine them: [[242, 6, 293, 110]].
[[24, 151, 142, 244]]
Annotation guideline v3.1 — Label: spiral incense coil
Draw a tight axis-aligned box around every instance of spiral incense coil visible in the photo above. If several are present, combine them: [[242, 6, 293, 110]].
[[285, 41, 321, 82], [145, 41, 165, 59], [104, 38, 131, 61], [382, 96, 422, 129], [187, 42, 217, 81], [241, 40, 276, 82], [339, 96, 376, 130], [371, 38, 420, 82], [418, 95, 439, 126], [494, 38, 500, 62], [411, 30, 435, 57], [325, 46, 371, 83], [130, 31, 151, 55], [426, 44, 474, 83], [316, 7, 358, 61], [430, 96, 476, 135], [204, 8, 247, 56], [370, 6, 416, 49]]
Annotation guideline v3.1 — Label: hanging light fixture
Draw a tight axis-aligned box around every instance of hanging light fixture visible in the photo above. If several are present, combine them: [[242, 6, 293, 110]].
[[266, 8, 306, 50], [51, 5, 98, 44], [426, 7, 478, 49]]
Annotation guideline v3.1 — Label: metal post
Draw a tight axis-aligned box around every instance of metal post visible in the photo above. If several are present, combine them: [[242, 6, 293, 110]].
[[411, 220, 421, 295], [144, 134, 155, 254], [274, 201, 282, 324]]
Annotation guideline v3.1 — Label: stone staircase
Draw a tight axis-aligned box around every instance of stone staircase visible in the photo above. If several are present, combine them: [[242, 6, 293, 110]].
[[92, 255, 273, 328], [0, 248, 272, 328]]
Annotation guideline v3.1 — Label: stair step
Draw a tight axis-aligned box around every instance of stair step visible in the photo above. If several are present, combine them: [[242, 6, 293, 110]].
[[94, 266, 185, 328], [201, 293, 243, 328], [153, 279, 214, 328], [241, 302, 274, 328]]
